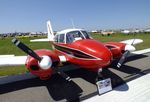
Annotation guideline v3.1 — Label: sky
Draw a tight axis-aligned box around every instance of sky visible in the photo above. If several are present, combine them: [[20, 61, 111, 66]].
[[0, 0, 150, 33]]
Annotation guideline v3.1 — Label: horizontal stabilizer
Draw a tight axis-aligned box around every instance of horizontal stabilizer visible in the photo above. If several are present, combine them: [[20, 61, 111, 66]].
[[30, 38, 50, 42]]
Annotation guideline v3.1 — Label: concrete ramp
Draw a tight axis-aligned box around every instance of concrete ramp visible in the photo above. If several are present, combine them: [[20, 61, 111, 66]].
[[83, 73, 150, 102]]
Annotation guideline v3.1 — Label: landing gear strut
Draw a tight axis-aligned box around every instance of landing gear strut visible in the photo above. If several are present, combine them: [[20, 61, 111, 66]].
[[96, 68, 104, 82], [96, 68, 112, 95]]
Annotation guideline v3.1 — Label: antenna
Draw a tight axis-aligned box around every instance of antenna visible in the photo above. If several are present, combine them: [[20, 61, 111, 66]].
[[71, 18, 75, 28], [131, 32, 136, 45]]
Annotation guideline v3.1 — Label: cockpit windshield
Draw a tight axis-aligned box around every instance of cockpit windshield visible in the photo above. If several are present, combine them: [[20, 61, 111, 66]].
[[81, 31, 91, 39], [66, 31, 84, 43], [54, 30, 92, 44], [66, 30, 91, 43]]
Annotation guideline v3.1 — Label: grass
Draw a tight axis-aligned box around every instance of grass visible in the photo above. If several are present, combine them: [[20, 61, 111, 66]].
[[0, 66, 28, 76], [0, 37, 52, 55], [0, 33, 150, 76], [92, 33, 150, 50]]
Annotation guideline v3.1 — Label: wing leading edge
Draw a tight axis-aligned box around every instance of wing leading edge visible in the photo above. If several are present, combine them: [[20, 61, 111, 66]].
[[0, 56, 27, 66]]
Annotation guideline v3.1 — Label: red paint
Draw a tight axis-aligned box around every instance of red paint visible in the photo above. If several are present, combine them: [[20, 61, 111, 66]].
[[25, 49, 59, 80], [53, 39, 112, 71], [104, 42, 126, 58]]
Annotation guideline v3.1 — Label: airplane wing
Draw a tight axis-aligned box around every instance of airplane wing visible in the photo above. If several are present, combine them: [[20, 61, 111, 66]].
[[0, 55, 67, 67], [0, 56, 27, 66], [120, 39, 143, 45], [130, 48, 150, 56]]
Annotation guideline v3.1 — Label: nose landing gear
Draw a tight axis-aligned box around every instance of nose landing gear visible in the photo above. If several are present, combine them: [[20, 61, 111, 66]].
[[96, 68, 104, 82], [96, 68, 112, 95]]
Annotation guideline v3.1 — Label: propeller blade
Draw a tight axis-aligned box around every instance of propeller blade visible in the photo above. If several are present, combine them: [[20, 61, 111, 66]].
[[117, 51, 130, 68], [58, 71, 72, 82], [12, 38, 42, 61]]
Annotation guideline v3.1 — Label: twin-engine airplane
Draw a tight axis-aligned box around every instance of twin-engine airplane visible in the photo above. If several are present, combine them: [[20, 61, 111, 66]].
[[0, 21, 144, 81]]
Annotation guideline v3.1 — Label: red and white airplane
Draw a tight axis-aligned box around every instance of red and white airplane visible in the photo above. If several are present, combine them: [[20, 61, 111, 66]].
[[0, 21, 144, 81]]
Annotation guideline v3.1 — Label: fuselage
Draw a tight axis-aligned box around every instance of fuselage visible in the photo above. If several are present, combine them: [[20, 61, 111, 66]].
[[51, 29, 115, 71], [53, 39, 112, 71]]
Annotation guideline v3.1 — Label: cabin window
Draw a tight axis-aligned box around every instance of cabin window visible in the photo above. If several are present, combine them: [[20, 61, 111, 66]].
[[58, 34, 65, 43], [54, 34, 65, 43], [54, 35, 59, 42]]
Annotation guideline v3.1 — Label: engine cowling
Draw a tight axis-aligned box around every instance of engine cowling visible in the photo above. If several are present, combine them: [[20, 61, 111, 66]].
[[25, 49, 60, 80], [105, 42, 126, 58]]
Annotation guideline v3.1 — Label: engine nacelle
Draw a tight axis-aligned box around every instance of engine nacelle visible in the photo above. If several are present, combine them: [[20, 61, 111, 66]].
[[105, 42, 126, 58], [25, 49, 60, 80]]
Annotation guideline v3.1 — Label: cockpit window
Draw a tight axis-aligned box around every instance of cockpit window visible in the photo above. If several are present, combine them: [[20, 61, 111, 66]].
[[54, 34, 59, 42], [59, 34, 65, 43], [54, 34, 65, 43], [81, 31, 91, 39], [66, 31, 84, 43]]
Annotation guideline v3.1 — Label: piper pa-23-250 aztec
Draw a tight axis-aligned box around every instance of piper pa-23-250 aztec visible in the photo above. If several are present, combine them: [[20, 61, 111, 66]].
[[0, 20, 145, 82]]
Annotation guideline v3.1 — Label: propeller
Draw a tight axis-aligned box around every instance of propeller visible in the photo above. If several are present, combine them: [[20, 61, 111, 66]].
[[117, 39, 136, 68], [12, 38, 42, 62], [12, 38, 72, 81], [12, 38, 52, 70], [117, 50, 130, 68]]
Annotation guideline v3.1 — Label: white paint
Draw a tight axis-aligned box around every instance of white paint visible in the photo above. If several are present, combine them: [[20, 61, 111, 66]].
[[131, 48, 150, 55], [59, 55, 66, 62], [39, 56, 52, 70], [125, 44, 135, 51], [0, 56, 27, 66], [121, 39, 143, 45], [83, 73, 150, 102], [30, 38, 50, 42], [0, 55, 14, 57]]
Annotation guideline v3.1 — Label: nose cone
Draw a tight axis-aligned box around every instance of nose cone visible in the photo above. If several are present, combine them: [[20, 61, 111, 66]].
[[74, 39, 112, 65]]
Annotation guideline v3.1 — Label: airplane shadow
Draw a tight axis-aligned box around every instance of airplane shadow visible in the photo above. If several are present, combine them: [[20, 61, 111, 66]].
[[127, 54, 148, 62], [66, 68, 129, 91], [0, 68, 128, 101], [0, 75, 82, 102]]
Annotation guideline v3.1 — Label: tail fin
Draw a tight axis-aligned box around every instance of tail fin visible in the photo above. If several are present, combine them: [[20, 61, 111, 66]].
[[47, 20, 54, 41], [30, 20, 54, 42]]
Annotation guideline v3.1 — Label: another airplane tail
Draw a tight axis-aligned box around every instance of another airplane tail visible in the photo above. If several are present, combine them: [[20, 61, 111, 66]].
[[30, 20, 54, 42]]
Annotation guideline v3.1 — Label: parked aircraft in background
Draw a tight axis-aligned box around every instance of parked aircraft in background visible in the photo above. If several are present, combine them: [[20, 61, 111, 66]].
[[0, 21, 144, 82]]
